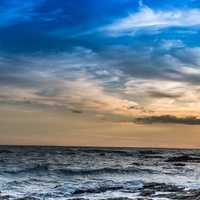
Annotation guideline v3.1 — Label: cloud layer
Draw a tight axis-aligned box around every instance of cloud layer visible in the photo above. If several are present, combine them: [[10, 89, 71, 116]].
[[105, 4, 200, 36], [0, 0, 200, 123]]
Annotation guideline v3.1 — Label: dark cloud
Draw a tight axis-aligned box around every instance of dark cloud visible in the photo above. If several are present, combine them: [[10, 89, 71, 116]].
[[134, 115, 200, 125], [128, 105, 154, 114], [96, 46, 180, 84], [36, 88, 63, 97], [148, 91, 183, 98], [71, 109, 83, 114]]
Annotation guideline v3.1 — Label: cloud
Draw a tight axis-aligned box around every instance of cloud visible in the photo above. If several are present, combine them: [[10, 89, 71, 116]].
[[148, 91, 183, 99], [161, 39, 184, 50], [1, 0, 200, 129], [95, 45, 200, 87], [173, 47, 200, 66], [1, 44, 200, 118], [124, 75, 200, 114], [124, 78, 186, 100], [63, 74, 140, 116], [0, 49, 143, 117], [104, 5, 200, 36], [134, 115, 200, 125], [71, 109, 83, 114]]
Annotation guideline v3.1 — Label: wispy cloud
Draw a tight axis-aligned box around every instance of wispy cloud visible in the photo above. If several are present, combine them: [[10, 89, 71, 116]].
[[0, 49, 142, 117], [161, 39, 184, 50], [104, 5, 200, 36], [0, 0, 44, 26], [1, 43, 200, 119]]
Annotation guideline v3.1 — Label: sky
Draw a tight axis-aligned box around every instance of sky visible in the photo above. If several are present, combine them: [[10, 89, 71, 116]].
[[1, 0, 200, 148]]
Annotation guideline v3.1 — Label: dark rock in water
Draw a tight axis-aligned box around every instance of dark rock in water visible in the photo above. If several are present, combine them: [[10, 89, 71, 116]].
[[138, 182, 184, 198], [140, 189, 155, 196], [69, 198, 133, 200], [0, 192, 11, 200], [142, 182, 183, 192], [138, 150, 158, 155], [131, 162, 141, 166], [173, 163, 186, 166], [138, 182, 200, 200], [155, 189, 200, 199], [101, 198, 135, 200], [16, 197, 39, 200], [137, 199, 153, 200], [68, 199, 88, 200], [166, 155, 200, 162], [0, 150, 13, 154], [73, 185, 124, 194], [0, 195, 10, 200], [143, 155, 163, 159]]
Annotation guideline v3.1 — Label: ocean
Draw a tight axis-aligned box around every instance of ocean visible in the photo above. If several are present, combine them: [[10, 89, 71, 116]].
[[0, 146, 200, 199]]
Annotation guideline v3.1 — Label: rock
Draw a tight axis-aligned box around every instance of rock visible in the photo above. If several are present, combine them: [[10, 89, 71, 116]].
[[137, 182, 190, 199], [143, 155, 163, 159], [0, 195, 10, 200], [166, 155, 200, 163], [140, 190, 155, 196], [69, 198, 134, 200], [142, 182, 183, 192], [73, 185, 124, 195], [173, 163, 186, 166], [16, 197, 39, 200], [68, 199, 88, 200], [101, 198, 135, 200], [0, 150, 13, 154], [155, 189, 200, 199], [140, 183, 200, 200], [138, 150, 158, 155]]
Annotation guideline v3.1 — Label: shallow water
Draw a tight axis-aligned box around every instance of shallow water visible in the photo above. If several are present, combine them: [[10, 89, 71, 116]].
[[0, 146, 200, 199]]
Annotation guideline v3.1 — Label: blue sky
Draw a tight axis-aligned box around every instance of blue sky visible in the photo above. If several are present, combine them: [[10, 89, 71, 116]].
[[1, 0, 200, 125], [0, 0, 199, 53]]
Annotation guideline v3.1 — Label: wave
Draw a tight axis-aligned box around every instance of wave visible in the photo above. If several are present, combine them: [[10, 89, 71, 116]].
[[4, 164, 156, 176], [72, 185, 124, 195], [55, 167, 155, 176], [77, 148, 135, 156], [71, 180, 143, 195], [4, 164, 49, 174]]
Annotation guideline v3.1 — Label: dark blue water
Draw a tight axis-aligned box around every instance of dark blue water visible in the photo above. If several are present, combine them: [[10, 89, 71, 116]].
[[0, 146, 200, 199]]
